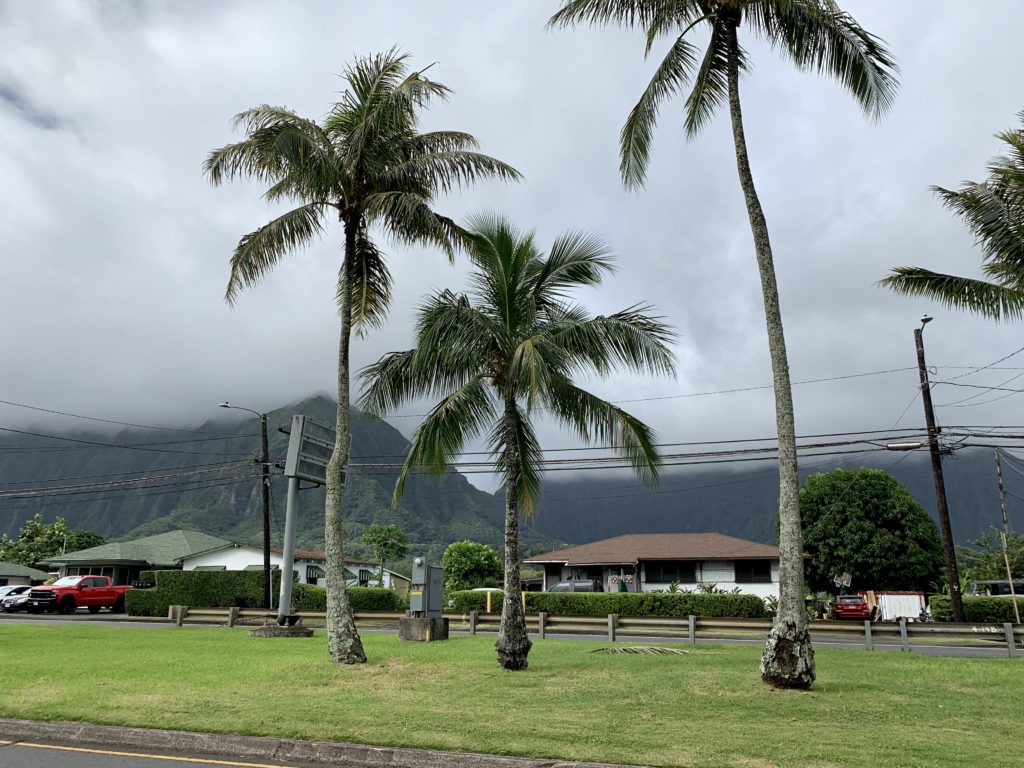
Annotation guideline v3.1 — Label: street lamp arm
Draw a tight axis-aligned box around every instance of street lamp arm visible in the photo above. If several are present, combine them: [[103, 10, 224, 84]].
[[218, 401, 263, 418]]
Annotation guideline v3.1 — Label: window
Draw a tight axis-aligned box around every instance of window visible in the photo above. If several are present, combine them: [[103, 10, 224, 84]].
[[734, 560, 772, 584], [358, 569, 371, 586], [644, 561, 696, 583]]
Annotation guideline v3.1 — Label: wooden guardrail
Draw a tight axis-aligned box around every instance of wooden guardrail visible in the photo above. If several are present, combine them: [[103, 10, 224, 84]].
[[164, 606, 1023, 656]]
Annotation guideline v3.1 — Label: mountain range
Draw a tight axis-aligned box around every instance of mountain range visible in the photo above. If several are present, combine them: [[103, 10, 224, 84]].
[[2, 394, 1020, 563]]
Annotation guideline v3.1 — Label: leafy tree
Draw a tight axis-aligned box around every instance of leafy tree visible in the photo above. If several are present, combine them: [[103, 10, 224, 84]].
[[0, 515, 106, 568], [441, 540, 503, 592], [960, 529, 1024, 582], [799, 469, 944, 594], [548, 0, 898, 689], [360, 213, 676, 669], [882, 112, 1024, 320], [205, 49, 519, 664], [360, 523, 409, 587]]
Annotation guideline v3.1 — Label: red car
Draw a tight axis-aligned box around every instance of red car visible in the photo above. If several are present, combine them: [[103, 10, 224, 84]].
[[27, 575, 132, 614], [830, 594, 878, 621]]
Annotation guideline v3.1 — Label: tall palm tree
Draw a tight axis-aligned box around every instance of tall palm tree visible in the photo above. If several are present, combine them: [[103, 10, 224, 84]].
[[882, 112, 1024, 320], [548, 0, 898, 688], [204, 50, 520, 664], [359, 213, 676, 670]]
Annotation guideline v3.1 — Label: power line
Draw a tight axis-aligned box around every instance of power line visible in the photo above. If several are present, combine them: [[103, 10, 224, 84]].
[[0, 398, 244, 435], [0, 459, 249, 488], [0, 463, 257, 500], [934, 345, 1024, 384], [0, 426, 258, 457]]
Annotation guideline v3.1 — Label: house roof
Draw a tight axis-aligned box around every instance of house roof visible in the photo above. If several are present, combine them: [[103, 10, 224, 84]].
[[40, 530, 234, 567], [524, 533, 781, 566], [0, 561, 50, 579]]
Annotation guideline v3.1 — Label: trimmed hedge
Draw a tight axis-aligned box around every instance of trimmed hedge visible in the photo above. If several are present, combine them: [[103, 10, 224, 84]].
[[125, 570, 406, 617], [447, 590, 766, 618], [291, 584, 407, 612], [930, 594, 1022, 623]]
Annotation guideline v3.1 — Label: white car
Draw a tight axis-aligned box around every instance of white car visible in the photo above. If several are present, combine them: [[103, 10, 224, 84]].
[[0, 585, 33, 612]]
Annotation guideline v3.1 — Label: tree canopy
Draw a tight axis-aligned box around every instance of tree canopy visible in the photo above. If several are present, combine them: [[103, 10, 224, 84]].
[[0, 515, 106, 569], [960, 529, 1024, 582], [441, 540, 503, 592], [360, 523, 410, 585], [799, 468, 944, 593]]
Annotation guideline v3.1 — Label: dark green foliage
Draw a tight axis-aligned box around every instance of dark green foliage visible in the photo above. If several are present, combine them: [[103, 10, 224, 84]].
[[125, 571, 408, 616], [360, 523, 410, 585], [960, 529, 1024, 581], [441, 540, 503, 592], [292, 584, 406, 612], [799, 468, 945, 592], [930, 594, 1022, 623], [447, 590, 766, 618], [0, 514, 106, 568]]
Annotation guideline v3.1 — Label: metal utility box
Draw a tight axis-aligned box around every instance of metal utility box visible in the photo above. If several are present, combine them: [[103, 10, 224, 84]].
[[408, 557, 444, 618]]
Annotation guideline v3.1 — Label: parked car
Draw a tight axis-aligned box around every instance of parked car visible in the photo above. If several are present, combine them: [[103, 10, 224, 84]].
[[549, 579, 604, 593], [829, 594, 878, 621], [26, 575, 132, 614], [0, 585, 34, 612]]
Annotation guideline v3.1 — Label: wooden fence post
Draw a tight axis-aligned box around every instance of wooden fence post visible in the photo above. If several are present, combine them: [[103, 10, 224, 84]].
[[228, 606, 239, 628], [688, 614, 696, 644], [539, 611, 547, 640], [899, 618, 909, 652], [608, 614, 617, 642], [469, 611, 478, 636], [175, 605, 187, 628], [1005, 623, 1017, 658], [863, 620, 873, 650], [168, 605, 178, 622]]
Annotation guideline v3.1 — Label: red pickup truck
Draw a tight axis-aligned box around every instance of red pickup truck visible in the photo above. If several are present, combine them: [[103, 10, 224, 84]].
[[27, 575, 132, 614]]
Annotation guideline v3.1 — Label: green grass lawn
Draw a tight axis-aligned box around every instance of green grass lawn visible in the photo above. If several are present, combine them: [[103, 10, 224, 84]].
[[0, 625, 1019, 768]]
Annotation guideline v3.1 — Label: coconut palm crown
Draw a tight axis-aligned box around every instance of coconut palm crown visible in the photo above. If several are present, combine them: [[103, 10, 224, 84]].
[[882, 112, 1024, 322], [359, 213, 676, 670], [204, 49, 520, 665], [549, 0, 898, 689]]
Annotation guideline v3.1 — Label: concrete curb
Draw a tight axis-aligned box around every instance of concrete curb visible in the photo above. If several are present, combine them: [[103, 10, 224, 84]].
[[0, 719, 652, 768]]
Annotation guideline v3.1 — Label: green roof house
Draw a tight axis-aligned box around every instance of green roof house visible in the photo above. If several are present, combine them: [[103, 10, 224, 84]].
[[39, 530, 233, 585], [0, 561, 51, 587]]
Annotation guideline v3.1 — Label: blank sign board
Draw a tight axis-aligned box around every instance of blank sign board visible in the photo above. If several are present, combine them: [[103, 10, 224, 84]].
[[283, 415, 337, 484]]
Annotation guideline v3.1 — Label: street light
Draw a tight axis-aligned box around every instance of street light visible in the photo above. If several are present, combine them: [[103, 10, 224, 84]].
[[219, 401, 272, 610], [912, 317, 965, 622]]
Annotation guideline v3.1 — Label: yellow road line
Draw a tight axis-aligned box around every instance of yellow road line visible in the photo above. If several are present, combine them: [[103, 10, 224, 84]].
[[6, 741, 295, 768]]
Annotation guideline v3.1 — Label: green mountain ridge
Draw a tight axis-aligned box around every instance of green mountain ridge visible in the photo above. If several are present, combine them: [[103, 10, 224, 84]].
[[0, 395, 556, 563]]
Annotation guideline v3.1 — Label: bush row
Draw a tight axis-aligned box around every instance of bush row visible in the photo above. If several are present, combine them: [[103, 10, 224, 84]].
[[447, 590, 767, 618], [929, 594, 1022, 623], [125, 570, 406, 616]]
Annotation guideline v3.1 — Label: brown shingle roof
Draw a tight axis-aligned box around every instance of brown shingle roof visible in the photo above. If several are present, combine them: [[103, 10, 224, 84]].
[[524, 533, 780, 566]]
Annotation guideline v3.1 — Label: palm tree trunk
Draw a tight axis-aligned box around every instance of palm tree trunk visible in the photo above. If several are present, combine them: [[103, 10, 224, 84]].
[[724, 24, 814, 689], [324, 217, 367, 665], [496, 395, 532, 670]]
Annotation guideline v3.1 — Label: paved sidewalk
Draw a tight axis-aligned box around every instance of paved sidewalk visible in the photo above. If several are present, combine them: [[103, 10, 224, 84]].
[[0, 719, 651, 768]]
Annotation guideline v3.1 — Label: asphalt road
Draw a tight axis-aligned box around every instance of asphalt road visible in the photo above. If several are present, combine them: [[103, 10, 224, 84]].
[[1, 611, 1016, 657], [0, 739, 301, 768]]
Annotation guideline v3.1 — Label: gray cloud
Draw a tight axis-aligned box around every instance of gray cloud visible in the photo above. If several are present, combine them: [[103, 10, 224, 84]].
[[1, 1, 1022, 492]]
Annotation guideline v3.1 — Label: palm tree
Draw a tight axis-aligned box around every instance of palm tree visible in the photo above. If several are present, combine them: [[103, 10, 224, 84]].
[[359, 213, 676, 670], [548, 0, 898, 688], [204, 50, 520, 664], [882, 112, 1024, 320]]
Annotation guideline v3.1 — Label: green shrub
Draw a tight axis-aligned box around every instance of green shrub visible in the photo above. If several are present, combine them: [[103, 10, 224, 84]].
[[445, 589, 766, 618], [930, 594, 1022, 623], [124, 571, 407, 617]]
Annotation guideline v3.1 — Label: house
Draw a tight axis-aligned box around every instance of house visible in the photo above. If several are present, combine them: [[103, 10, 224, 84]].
[[0, 561, 50, 587], [524, 533, 782, 598], [40, 529, 411, 591]]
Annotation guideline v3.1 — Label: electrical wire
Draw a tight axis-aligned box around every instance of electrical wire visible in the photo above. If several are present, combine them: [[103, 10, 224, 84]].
[[0, 426, 258, 457], [0, 398, 246, 435], [0, 459, 249, 488]]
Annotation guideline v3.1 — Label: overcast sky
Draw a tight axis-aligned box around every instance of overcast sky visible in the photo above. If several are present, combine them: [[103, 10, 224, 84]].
[[2, 1, 1022, 490]]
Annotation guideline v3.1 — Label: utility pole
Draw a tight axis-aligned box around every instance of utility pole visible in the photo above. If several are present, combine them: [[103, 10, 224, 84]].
[[994, 449, 1020, 623], [259, 412, 271, 610], [914, 316, 964, 622]]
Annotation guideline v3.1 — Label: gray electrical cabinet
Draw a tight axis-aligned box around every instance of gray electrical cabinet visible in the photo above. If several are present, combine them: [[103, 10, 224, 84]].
[[408, 556, 444, 618]]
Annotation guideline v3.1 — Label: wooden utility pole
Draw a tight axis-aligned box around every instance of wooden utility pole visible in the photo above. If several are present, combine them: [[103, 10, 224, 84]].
[[994, 449, 1020, 624], [914, 318, 964, 622]]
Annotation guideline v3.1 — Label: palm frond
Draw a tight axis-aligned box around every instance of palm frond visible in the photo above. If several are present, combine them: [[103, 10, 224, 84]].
[[533, 230, 616, 301], [364, 191, 463, 260], [934, 182, 1024, 268], [224, 203, 327, 304], [760, 0, 899, 120], [387, 150, 522, 195], [392, 377, 497, 504], [682, 22, 734, 138], [620, 34, 697, 189], [342, 228, 393, 332], [879, 268, 1024, 323], [548, 0, 699, 30], [489, 403, 544, 518], [544, 379, 662, 484]]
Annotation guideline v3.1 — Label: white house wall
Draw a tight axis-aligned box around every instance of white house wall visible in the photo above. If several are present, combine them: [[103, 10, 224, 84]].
[[543, 560, 779, 599], [182, 547, 323, 584]]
